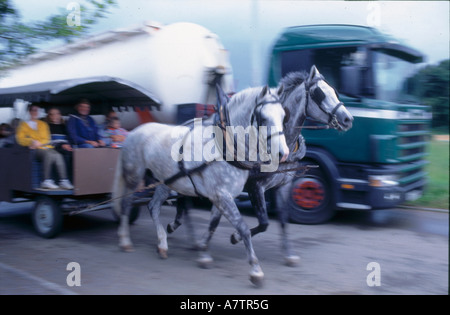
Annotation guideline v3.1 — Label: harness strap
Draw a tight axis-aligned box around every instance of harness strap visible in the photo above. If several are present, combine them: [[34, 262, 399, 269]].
[[303, 76, 344, 129], [163, 161, 211, 198], [162, 119, 211, 197]]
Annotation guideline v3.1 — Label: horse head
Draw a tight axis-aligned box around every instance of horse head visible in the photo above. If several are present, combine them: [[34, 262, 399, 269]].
[[305, 65, 353, 131], [252, 85, 289, 164], [215, 84, 289, 169]]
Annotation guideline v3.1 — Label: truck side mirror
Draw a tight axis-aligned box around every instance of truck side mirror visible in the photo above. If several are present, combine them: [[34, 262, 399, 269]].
[[340, 66, 362, 97]]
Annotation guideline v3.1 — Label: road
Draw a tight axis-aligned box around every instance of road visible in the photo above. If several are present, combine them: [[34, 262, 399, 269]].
[[0, 201, 448, 295]]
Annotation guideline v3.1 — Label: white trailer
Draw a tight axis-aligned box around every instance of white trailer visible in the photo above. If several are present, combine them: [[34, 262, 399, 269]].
[[0, 21, 234, 128]]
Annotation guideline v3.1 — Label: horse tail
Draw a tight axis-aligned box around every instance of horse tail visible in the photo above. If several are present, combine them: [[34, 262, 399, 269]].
[[112, 150, 125, 217]]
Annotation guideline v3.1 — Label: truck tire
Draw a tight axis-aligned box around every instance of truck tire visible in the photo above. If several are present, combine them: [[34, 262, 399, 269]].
[[32, 196, 63, 238], [288, 166, 335, 224]]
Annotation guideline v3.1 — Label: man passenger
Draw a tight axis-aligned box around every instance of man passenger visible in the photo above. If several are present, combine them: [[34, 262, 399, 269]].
[[67, 99, 105, 148]]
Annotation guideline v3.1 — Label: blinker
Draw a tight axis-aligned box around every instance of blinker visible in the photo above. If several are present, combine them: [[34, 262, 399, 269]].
[[311, 87, 326, 105]]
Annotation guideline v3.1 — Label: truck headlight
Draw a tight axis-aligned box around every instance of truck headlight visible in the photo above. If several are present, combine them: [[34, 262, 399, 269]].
[[369, 175, 399, 187]]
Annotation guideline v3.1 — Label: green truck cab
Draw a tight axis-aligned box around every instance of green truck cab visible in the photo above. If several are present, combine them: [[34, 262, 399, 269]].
[[268, 25, 431, 224]]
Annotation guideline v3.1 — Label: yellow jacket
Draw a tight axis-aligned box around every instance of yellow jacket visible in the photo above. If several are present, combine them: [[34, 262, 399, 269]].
[[16, 120, 54, 149]]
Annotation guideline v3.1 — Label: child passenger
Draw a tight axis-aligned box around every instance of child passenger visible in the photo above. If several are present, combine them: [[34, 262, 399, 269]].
[[102, 117, 128, 148], [46, 107, 73, 180]]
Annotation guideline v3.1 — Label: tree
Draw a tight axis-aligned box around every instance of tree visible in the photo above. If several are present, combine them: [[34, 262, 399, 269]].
[[0, 0, 116, 70], [408, 59, 449, 131]]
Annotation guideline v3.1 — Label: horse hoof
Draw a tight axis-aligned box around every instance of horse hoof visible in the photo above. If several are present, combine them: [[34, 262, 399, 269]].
[[285, 255, 300, 267], [157, 248, 168, 259], [230, 233, 240, 245], [197, 254, 213, 269], [249, 274, 264, 287], [195, 241, 207, 251], [120, 244, 135, 253], [166, 223, 175, 234]]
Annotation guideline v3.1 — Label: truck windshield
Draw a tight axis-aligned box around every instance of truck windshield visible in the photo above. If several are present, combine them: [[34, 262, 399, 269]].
[[372, 51, 418, 103]]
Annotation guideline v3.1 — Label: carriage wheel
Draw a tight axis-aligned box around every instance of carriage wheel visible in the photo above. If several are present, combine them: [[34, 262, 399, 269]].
[[288, 166, 335, 224], [32, 196, 63, 238]]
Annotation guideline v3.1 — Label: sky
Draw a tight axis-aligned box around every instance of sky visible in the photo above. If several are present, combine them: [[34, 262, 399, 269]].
[[9, 0, 450, 89]]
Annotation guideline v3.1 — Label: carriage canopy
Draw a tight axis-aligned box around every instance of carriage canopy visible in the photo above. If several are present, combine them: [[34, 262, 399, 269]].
[[0, 76, 161, 111]]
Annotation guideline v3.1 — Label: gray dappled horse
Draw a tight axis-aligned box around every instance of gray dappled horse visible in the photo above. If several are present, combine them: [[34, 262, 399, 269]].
[[168, 66, 354, 265], [112, 85, 289, 286]]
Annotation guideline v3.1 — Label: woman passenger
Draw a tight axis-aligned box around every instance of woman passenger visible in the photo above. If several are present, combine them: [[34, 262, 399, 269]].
[[16, 104, 74, 190]]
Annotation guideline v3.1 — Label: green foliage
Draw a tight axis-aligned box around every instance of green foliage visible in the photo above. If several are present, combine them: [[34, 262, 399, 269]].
[[408, 59, 450, 131], [407, 139, 449, 209], [0, 0, 117, 69]]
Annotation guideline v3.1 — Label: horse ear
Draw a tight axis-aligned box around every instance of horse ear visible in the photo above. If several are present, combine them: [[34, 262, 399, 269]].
[[277, 84, 284, 96], [259, 85, 269, 98], [309, 65, 320, 80]]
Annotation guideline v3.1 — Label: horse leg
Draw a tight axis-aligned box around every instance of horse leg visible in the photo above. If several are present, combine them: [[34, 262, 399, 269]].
[[147, 185, 171, 259], [231, 182, 269, 244], [118, 190, 135, 252], [180, 197, 199, 248], [197, 205, 222, 250], [213, 192, 264, 286], [273, 185, 300, 266], [166, 196, 186, 234], [196, 205, 221, 268]]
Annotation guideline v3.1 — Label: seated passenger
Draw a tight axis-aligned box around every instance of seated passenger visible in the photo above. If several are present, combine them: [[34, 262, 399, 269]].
[[102, 117, 128, 148], [67, 99, 105, 148], [46, 107, 73, 180], [16, 104, 74, 190], [98, 109, 118, 135], [0, 123, 14, 148]]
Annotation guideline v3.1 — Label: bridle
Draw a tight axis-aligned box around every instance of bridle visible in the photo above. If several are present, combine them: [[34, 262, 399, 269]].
[[214, 89, 286, 169], [250, 92, 285, 141], [217, 90, 285, 138], [303, 75, 344, 130]]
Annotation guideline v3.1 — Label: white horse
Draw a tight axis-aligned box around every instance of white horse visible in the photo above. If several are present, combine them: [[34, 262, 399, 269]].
[[167, 65, 354, 265], [112, 86, 288, 285]]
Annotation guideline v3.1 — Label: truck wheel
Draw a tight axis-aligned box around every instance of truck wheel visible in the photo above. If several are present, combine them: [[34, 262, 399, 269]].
[[32, 196, 63, 238], [288, 166, 335, 224]]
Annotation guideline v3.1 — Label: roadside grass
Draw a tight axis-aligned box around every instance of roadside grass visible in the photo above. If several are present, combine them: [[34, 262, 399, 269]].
[[406, 137, 449, 209]]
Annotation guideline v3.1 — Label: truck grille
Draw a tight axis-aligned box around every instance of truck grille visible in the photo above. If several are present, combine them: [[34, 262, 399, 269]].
[[396, 121, 430, 162], [396, 121, 430, 186]]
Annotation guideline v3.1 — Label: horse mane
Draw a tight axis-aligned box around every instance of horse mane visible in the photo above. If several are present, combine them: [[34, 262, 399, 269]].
[[229, 87, 259, 108], [278, 71, 309, 101]]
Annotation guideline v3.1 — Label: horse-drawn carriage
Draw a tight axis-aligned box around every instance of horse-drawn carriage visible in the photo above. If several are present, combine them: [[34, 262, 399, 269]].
[[0, 77, 159, 238], [0, 146, 142, 238]]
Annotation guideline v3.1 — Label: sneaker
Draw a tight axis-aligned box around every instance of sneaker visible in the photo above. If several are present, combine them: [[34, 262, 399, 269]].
[[59, 179, 74, 190], [41, 179, 59, 189]]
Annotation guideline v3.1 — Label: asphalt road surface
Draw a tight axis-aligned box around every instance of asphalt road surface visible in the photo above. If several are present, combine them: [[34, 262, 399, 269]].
[[0, 201, 448, 295]]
